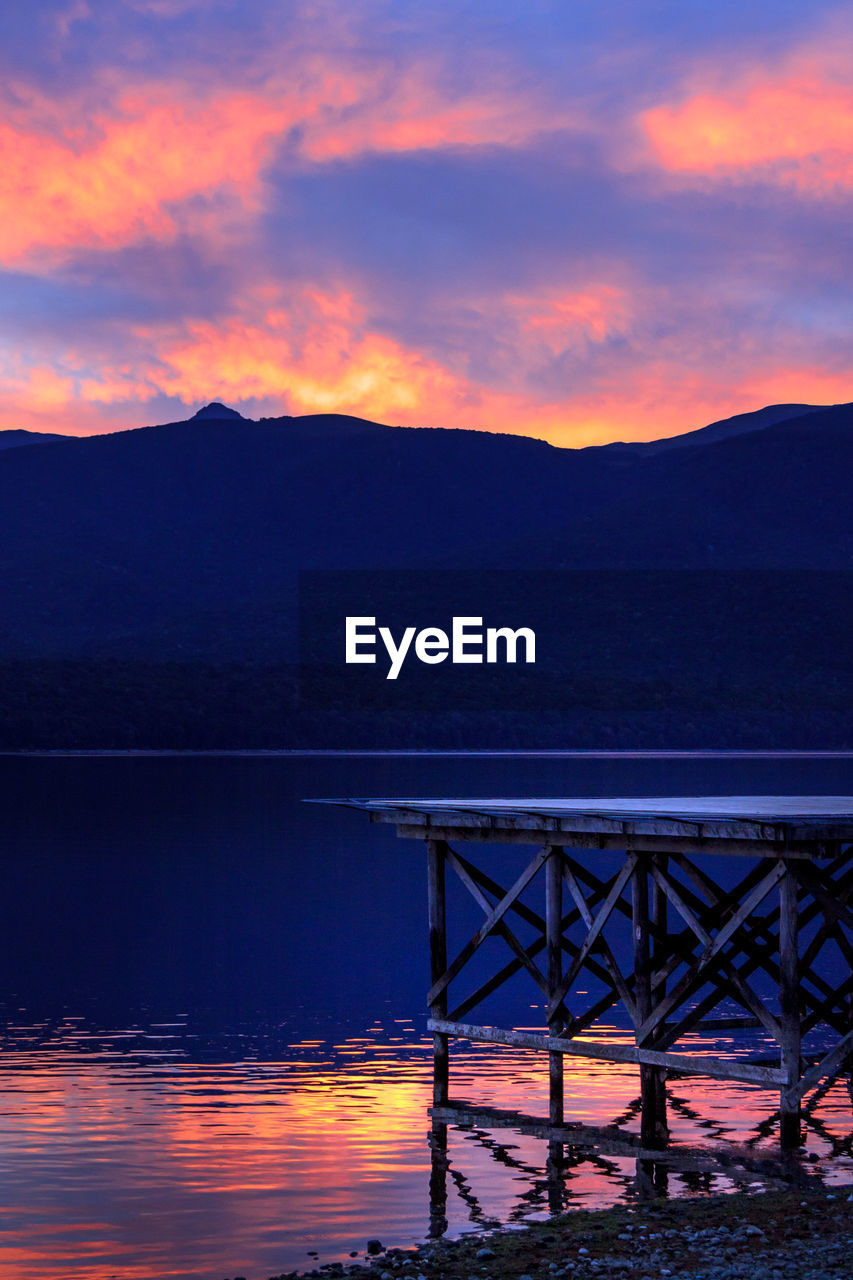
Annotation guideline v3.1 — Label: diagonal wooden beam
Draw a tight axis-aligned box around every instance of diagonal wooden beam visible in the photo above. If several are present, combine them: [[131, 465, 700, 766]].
[[562, 861, 637, 1023], [643, 858, 780, 991], [566, 987, 624, 1035], [800, 863, 853, 972], [798, 866, 853, 935], [792, 1029, 853, 1105], [801, 970, 853, 1036], [567, 855, 710, 987], [636, 861, 785, 1046], [452, 849, 568, 935], [449, 850, 624, 1001], [449, 943, 544, 1022], [566, 855, 692, 987], [652, 858, 785, 960], [641, 860, 832, 1046], [668, 850, 770, 911], [665, 853, 809, 986], [647, 947, 781, 1047], [428, 846, 550, 1004], [640, 860, 778, 1008], [442, 846, 627, 1021], [444, 847, 550, 997], [660, 878, 853, 1051], [547, 855, 637, 1018]]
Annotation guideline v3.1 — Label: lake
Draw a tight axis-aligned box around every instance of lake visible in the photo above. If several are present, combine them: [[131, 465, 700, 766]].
[[0, 752, 851, 1280]]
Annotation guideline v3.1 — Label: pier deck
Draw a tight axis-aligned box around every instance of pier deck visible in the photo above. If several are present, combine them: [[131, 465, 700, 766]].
[[322, 796, 853, 1150]]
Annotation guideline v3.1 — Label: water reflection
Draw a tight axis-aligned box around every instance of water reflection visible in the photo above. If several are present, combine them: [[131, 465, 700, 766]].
[[1, 752, 852, 1278], [0, 1013, 851, 1280]]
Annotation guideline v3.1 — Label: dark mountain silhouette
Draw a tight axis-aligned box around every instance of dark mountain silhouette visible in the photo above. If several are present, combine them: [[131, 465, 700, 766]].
[[484, 401, 853, 569], [595, 402, 824, 456], [0, 409, 611, 658], [0, 428, 69, 450], [191, 401, 245, 420], [0, 396, 850, 747]]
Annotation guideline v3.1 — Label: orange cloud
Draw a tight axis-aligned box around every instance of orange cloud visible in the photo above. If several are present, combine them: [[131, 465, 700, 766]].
[[64, 282, 639, 438], [0, 54, 574, 269], [116, 288, 465, 421], [0, 90, 293, 267], [3, 280, 849, 448], [640, 39, 853, 194]]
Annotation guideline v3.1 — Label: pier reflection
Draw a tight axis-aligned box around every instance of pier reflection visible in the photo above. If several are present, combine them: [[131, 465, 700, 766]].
[[425, 1052, 853, 1239]]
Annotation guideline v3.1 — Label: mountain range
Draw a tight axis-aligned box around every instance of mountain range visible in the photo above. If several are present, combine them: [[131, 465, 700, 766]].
[[0, 397, 850, 747]]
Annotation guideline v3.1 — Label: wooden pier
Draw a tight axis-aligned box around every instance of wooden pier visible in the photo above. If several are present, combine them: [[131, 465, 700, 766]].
[[328, 796, 853, 1152]]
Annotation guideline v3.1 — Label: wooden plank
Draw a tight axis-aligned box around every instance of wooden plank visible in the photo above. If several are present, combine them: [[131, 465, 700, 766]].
[[396, 824, 822, 857], [427, 845, 549, 1005], [427, 1018, 786, 1085], [428, 839, 449, 1105], [348, 795, 853, 841]]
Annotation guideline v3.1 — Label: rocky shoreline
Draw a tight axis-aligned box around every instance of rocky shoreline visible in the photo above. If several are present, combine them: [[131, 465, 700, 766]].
[[246, 1187, 852, 1280]]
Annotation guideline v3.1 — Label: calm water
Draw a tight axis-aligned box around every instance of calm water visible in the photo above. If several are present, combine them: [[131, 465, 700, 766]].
[[0, 753, 852, 1280]]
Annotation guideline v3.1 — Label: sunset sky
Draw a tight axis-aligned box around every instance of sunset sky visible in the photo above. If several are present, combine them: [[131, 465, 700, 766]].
[[2, 0, 852, 445]]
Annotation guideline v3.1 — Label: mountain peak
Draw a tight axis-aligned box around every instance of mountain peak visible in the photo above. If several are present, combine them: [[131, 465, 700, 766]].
[[191, 402, 245, 421]]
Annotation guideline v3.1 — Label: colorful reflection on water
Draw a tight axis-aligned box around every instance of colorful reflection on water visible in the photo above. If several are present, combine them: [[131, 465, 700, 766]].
[[0, 1013, 851, 1280]]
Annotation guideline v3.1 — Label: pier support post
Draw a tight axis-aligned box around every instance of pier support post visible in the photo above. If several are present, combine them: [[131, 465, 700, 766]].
[[651, 854, 669, 1144], [428, 839, 449, 1106], [779, 860, 802, 1150], [632, 854, 658, 1148], [546, 846, 565, 1128]]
